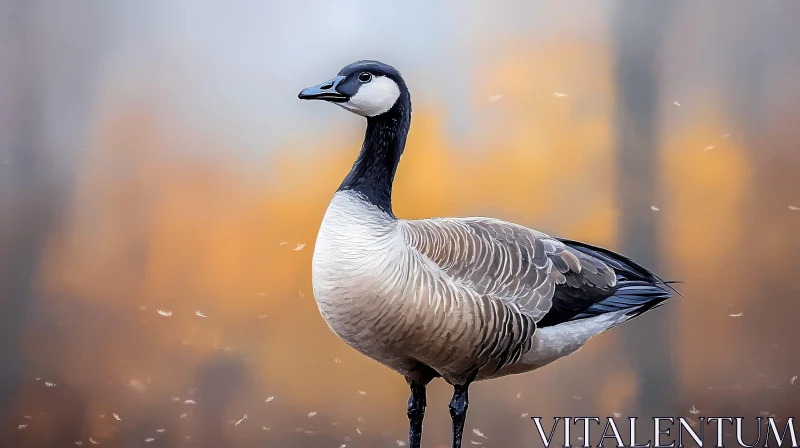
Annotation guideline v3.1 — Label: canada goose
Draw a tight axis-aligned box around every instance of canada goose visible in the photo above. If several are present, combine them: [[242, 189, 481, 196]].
[[299, 60, 675, 448]]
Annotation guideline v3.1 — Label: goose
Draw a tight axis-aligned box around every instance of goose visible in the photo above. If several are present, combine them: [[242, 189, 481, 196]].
[[299, 60, 675, 448]]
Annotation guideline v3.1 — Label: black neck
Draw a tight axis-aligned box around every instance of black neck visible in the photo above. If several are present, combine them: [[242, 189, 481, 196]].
[[338, 95, 411, 217]]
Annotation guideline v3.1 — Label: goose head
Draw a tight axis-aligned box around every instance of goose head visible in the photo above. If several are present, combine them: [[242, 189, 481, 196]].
[[298, 60, 409, 118]]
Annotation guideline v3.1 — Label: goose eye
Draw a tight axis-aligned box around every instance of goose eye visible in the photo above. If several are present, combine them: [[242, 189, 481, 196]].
[[358, 72, 372, 83]]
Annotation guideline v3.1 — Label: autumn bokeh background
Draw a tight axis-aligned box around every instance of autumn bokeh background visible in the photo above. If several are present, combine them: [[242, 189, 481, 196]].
[[2, 2, 800, 447]]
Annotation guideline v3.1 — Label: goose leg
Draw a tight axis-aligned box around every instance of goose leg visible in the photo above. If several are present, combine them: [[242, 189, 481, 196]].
[[449, 383, 470, 448], [406, 381, 426, 448], [406, 371, 434, 448]]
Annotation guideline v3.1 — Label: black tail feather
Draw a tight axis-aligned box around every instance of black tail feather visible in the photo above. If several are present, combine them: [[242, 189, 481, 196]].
[[557, 239, 678, 324]]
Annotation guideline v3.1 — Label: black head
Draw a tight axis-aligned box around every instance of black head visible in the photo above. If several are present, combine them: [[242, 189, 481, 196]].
[[298, 60, 409, 117]]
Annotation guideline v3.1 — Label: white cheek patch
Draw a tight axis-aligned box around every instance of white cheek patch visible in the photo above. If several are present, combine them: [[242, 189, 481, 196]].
[[337, 76, 401, 117]]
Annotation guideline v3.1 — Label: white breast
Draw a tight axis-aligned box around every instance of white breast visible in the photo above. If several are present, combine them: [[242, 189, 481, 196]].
[[311, 191, 406, 335]]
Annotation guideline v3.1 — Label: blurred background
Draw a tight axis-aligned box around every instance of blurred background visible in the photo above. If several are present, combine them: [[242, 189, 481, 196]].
[[1, 1, 799, 447]]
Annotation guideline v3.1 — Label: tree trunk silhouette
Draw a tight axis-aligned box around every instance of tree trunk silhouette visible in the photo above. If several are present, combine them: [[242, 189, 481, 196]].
[[611, 0, 675, 416], [0, 1, 108, 434], [0, 1, 52, 428], [194, 355, 246, 448]]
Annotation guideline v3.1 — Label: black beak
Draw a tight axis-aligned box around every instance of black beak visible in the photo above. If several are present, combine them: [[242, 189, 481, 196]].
[[298, 75, 348, 102]]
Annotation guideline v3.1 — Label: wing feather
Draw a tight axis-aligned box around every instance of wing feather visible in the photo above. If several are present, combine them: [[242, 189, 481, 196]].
[[399, 217, 618, 324]]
